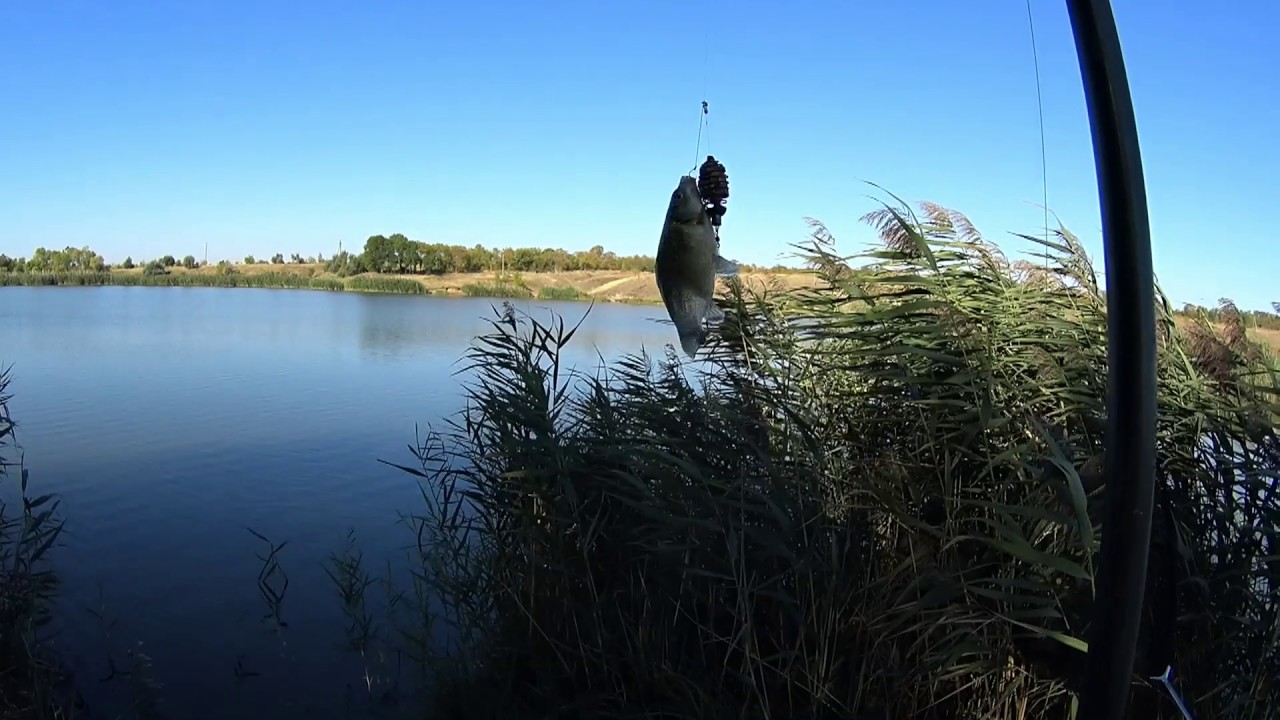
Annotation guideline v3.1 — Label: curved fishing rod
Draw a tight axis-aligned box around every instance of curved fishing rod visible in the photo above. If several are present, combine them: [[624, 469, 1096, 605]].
[[1063, 1, 1158, 719]]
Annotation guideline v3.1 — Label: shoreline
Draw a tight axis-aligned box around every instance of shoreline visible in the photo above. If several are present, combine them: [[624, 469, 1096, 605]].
[[4, 267, 1278, 352], [0, 264, 819, 307]]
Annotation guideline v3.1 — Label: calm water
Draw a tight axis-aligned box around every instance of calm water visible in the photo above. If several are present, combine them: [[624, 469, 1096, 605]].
[[0, 286, 679, 719]]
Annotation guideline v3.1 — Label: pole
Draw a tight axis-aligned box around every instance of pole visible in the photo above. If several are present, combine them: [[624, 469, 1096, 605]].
[[1065, 1, 1158, 719]]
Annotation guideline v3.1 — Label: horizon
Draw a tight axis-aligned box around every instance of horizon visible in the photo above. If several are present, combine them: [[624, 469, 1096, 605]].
[[1, 1, 1276, 312]]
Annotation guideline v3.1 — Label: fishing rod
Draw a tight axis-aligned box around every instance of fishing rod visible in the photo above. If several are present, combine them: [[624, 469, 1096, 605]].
[[1063, 1, 1158, 719]]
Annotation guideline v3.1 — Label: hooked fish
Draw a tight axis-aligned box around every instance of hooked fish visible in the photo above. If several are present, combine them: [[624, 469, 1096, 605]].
[[655, 175, 739, 358]]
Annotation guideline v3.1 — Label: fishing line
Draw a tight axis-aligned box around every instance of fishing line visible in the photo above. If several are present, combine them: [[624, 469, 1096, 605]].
[[1026, 0, 1051, 262], [692, 12, 712, 173], [692, 101, 710, 172]]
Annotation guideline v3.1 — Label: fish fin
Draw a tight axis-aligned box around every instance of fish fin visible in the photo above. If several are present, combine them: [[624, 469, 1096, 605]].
[[677, 326, 705, 358], [704, 302, 725, 324], [714, 255, 739, 277], [677, 299, 723, 358]]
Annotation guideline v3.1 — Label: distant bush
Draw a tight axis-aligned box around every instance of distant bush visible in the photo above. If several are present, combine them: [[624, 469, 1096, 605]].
[[308, 277, 346, 292], [345, 275, 426, 295], [325, 250, 366, 277], [0, 272, 106, 286], [536, 285, 587, 301], [462, 274, 532, 299]]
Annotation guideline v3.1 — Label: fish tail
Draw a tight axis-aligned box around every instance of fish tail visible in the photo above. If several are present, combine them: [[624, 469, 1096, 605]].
[[714, 254, 739, 277]]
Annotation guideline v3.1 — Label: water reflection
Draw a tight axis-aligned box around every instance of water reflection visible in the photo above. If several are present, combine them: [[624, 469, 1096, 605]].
[[352, 294, 678, 371]]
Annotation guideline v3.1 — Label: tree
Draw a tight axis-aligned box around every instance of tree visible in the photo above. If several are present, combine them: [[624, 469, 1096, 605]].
[[271, 253, 285, 264], [182, 255, 196, 269], [361, 235, 392, 273], [121, 256, 135, 269], [325, 250, 362, 277], [388, 234, 414, 273], [160, 255, 176, 267], [290, 253, 304, 264], [244, 255, 256, 265], [21, 246, 105, 272]]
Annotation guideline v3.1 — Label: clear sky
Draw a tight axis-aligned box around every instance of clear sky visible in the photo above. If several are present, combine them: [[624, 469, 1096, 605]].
[[1, 1, 1275, 311]]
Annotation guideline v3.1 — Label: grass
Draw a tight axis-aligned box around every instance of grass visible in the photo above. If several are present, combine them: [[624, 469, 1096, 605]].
[[461, 275, 534, 299], [535, 285, 588, 302], [0, 367, 72, 719], [0, 270, 425, 295], [329, 198, 1279, 719], [344, 274, 428, 295]]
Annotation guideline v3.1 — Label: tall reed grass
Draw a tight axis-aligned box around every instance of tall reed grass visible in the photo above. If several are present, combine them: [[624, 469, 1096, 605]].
[[0, 270, 425, 295], [0, 368, 70, 719], [344, 275, 428, 294], [461, 280, 533, 299], [350, 198, 1278, 719], [535, 285, 588, 302]]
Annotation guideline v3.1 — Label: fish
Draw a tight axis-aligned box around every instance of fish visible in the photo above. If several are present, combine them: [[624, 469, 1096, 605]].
[[655, 175, 740, 358]]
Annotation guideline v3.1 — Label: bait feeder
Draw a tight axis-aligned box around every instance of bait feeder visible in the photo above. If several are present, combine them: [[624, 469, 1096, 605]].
[[1067, 1, 1158, 719], [697, 155, 730, 247]]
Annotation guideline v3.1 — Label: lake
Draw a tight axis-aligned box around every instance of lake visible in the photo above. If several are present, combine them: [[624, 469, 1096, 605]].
[[0, 285, 680, 720]]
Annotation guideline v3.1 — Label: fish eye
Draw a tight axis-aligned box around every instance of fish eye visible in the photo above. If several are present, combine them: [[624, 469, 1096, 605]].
[[674, 191, 684, 201]]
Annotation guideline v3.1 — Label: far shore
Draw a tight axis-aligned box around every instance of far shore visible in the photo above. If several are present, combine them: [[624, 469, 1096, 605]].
[[0, 262, 822, 306], [4, 263, 1278, 353]]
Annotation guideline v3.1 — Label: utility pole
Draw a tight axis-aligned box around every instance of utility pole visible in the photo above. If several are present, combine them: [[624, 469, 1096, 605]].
[[203, 242, 208, 266]]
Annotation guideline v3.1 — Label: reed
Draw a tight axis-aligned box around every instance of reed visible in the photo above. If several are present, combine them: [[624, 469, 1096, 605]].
[[0, 367, 70, 719], [0, 270, 427, 295], [535, 285, 588, 301], [344, 275, 427, 295], [461, 280, 532, 299], [357, 197, 1278, 719]]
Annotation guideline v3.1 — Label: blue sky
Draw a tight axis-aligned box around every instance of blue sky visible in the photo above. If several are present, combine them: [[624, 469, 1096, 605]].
[[1, 1, 1275, 311]]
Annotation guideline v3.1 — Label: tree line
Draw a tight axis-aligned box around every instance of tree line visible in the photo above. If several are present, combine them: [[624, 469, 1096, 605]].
[[0, 246, 325, 274], [7, 243, 1273, 325], [1182, 301, 1280, 332], [0, 234, 799, 278], [324, 234, 660, 276], [338, 234, 797, 274]]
